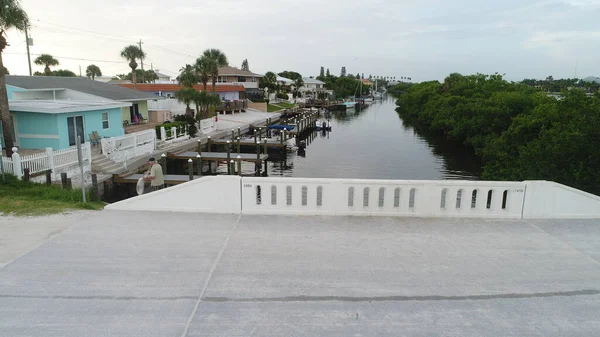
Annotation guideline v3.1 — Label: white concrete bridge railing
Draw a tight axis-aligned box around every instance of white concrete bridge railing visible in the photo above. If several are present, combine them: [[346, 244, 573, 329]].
[[106, 177, 600, 219]]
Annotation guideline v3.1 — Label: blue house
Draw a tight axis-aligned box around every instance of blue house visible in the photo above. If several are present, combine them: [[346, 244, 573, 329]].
[[3, 76, 161, 150], [7, 99, 130, 149]]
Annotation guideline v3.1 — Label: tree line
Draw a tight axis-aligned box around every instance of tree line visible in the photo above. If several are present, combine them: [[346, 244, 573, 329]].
[[315, 67, 371, 98], [521, 76, 600, 93], [395, 73, 600, 194]]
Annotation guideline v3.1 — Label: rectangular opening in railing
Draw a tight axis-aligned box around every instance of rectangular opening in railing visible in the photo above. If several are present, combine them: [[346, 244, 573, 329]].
[[240, 178, 526, 218]]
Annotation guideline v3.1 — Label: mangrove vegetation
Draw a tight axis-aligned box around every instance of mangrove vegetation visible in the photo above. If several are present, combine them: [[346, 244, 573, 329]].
[[395, 73, 600, 194]]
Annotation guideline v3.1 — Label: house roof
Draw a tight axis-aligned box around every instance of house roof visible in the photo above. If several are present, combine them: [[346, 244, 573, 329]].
[[154, 72, 170, 78], [107, 79, 132, 85], [217, 66, 263, 77], [9, 100, 132, 114], [5, 76, 160, 102], [277, 76, 294, 84], [118, 83, 246, 93], [302, 77, 325, 85]]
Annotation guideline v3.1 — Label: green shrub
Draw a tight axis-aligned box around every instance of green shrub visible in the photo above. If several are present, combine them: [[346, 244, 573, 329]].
[[276, 92, 289, 100], [155, 121, 189, 139], [174, 115, 198, 138]]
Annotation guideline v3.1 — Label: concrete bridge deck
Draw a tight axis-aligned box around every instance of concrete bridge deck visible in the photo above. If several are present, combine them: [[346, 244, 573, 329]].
[[1, 210, 599, 336]]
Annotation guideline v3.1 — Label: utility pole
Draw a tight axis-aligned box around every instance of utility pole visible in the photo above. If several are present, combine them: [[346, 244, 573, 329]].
[[24, 24, 32, 76], [138, 39, 144, 71], [79, 65, 82, 77]]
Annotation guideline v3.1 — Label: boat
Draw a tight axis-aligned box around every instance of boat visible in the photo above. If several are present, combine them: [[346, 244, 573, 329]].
[[321, 120, 332, 131], [374, 79, 383, 99], [343, 101, 356, 109], [315, 120, 323, 131], [267, 124, 294, 131]]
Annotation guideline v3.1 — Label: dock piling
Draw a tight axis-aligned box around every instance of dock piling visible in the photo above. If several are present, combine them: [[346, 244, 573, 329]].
[[196, 154, 202, 176], [91, 173, 99, 199], [46, 169, 52, 185], [61, 172, 68, 189], [230, 160, 235, 175], [207, 136, 212, 152], [226, 140, 231, 175], [263, 159, 268, 176], [237, 127, 241, 139], [256, 138, 260, 176], [236, 155, 242, 176], [161, 153, 167, 175], [196, 139, 201, 152], [263, 139, 268, 155], [237, 137, 241, 154], [188, 159, 193, 181]]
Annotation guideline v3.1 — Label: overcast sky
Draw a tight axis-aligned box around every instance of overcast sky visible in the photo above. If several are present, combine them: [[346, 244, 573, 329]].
[[3, 0, 600, 82]]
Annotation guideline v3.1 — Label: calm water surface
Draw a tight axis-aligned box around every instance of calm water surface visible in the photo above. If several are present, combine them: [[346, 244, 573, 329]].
[[267, 98, 481, 180]]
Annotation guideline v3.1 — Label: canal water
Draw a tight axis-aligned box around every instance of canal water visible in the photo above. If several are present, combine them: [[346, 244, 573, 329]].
[[263, 98, 482, 180]]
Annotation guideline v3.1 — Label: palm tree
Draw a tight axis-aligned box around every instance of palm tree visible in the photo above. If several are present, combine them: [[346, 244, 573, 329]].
[[144, 70, 158, 83], [120, 45, 145, 89], [176, 87, 197, 117], [194, 57, 210, 92], [34, 54, 59, 75], [293, 77, 304, 97], [1, 0, 29, 157], [193, 91, 221, 119], [177, 64, 198, 88], [85, 64, 102, 80], [201, 48, 228, 93]]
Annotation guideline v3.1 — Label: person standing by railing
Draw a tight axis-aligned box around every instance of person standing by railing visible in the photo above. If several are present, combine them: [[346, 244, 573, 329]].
[[143, 157, 165, 191]]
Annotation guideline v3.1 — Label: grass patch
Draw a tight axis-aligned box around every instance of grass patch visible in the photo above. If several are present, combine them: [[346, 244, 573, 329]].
[[276, 102, 296, 109], [0, 175, 105, 216], [267, 104, 284, 112], [267, 102, 297, 112]]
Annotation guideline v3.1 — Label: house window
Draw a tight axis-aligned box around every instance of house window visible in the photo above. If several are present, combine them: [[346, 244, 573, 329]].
[[102, 112, 109, 129], [217, 76, 228, 83], [237, 76, 246, 82]]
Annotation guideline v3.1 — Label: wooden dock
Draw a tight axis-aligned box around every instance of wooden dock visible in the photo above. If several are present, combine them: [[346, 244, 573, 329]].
[[209, 138, 286, 149], [114, 174, 202, 185], [170, 151, 268, 163]]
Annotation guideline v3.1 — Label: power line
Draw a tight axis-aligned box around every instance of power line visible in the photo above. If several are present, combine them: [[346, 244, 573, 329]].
[[33, 19, 196, 59], [4, 52, 126, 64], [31, 25, 132, 43], [33, 19, 136, 42], [144, 44, 195, 58]]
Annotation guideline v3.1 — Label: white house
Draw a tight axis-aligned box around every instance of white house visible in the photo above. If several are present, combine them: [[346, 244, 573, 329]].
[[215, 66, 263, 96], [276, 76, 294, 87], [300, 77, 325, 92], [154, 72, 171, 82]]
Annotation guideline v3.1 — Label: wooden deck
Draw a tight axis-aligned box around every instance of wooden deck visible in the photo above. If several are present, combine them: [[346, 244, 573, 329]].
[[210, 138, 286, 149], [113, 173, 202, 185], [171, 152, 268, 163]]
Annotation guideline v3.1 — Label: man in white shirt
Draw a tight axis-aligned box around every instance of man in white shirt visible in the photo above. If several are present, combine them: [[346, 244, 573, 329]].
[[143, 157, 165, 191]]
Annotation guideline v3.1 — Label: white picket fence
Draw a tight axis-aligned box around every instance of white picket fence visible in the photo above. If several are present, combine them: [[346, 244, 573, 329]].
[[1, 144, 91, 180], [101, 129, 156, 168], [159, 125, 189, 143], [148, 99, 187, 116], [199, 117, 217, 134]]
